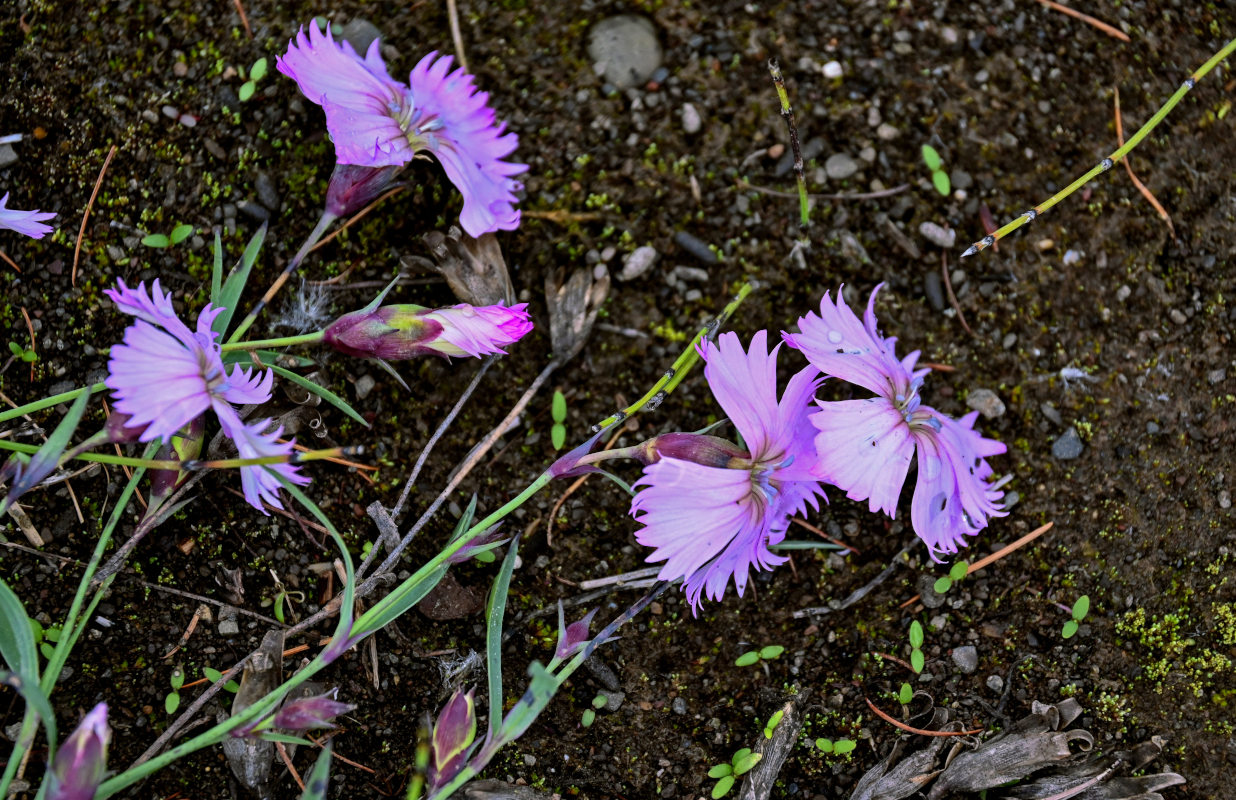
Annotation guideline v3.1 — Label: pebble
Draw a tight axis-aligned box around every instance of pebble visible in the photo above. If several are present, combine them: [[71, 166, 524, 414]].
[[986, 674, 1004, 693], [767, 143, 785, 159], [218, 606, 239, 636], [952, 645, 978, 674], [1002, 333, 1017, 349], [1115, 284, 1131, 302], [173, 60, 188, 77], [672, 231, 718, 264], [161, 104, 179, 119], [681, 103, 701, 134], [1169, 309, 1188, 325], [668, 265, 709, 284], [1220, 490, 1232, 510], [1062, 249, 1082, 266], [341, 18, 383, 55], [600, 690, 626, 712], [255, 172, 280, 211], [824, 153, 860, 180], [672, 697, 687, 715], [0, 144, 17, 169], [876, 123, 900, 141], [917, 573, 947, 609], [588, 15, 662, 89], [1208, 369, 1227, 385], [1052, 428, 1084, 460], [822, 60, 843, 78], [923, 271, 945, 311], [618, 246, 658, 281], [919, 221, 956, 249], [966, 388, 1006, 419], [141, 109, 159, 124], [1040, 403, 1063, 426], [355, 374, 376, 400], [238, 201, 269, 222], [178, 113, 196, 128], [950, 169, 973, 190]]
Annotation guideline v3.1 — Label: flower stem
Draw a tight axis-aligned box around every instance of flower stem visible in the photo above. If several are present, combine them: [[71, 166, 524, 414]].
[[219, 330, 325, 351], [0, 382, 108, 424], [0, 439, 354, 470]]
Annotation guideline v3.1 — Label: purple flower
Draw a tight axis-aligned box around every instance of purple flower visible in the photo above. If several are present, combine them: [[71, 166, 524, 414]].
[[277, 24, 527, 236], [784, 284, 1006, 559], [430, 689, 477, 789], [271, 688, 355, 732], [554, 602, 598, 660], [630, 331, 825, 611], [323, 302, 532, 360], [105, 280, 307, 512], [0, 192, 56, 239], [47, 702, 109, 800]]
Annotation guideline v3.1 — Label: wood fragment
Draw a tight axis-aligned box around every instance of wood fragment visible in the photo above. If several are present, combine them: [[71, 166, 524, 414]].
[[73, 144, 116, 286], [1034, 0, 1130, 42]]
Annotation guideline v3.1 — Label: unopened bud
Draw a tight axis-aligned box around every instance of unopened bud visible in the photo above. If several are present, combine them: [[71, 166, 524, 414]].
[[47, 702, 110, 800], [324, 303, 532, 361], [554, 602, 598, 660], [429, 689, 476, 788], [272, 688, 355, 732], [325, 163, 402, 218]]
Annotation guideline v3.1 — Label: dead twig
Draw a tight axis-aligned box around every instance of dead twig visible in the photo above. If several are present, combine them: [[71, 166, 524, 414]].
[[446, 0, 468, 72], [865, 696, 985, 736], [789, 516, 861, 553], [73, 144, 116, 286], [308, 186, 406, 254], [1034, 0, 1130, 42], [231, 0, 253, 38], [0, 248, 21, 273], [1114, 87, 1176, 240], [941, 252, 973, 335]]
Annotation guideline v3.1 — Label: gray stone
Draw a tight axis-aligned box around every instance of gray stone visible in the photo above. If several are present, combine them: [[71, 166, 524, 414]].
[[966, 388, 1005, 419], [672, 231, 718, 264], [671, 696, 687, 715], [923, 271, 945, 312], [600, 690, 625, 712], [917, 573, 947, 609], [588, 16, 662, 89], [254, 172, 280, 211], [986, 674, 1004, 693], [680, 102, 701, 134], [1052, 428, 1084, 460], [950, 169, 973, 190], [1207, 368, 1226, 385], [355, 374, 376, 400], [341, 18, 383, 56], [218, 606, 240, 636], [824, 153, 860, 180], [1040, 403, 1063, 426], [919, 221, 956, 249], [0, 144, 17, 169], [822, 60, 843, 78], [668, 265, 709, 284], [951, 645, 978, 674], [876, 123, 900, 141], [618, 246, 658, 281]]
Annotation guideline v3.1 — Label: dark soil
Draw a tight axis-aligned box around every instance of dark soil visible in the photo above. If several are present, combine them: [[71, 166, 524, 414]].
[[3, 1, 1235, 798]]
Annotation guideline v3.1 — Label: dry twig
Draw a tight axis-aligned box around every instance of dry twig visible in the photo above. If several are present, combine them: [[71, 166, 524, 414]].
[[1035, 0, 1130, 42], [865, 697, 985, 737], [73, 144, 116, 286], [1114, 87, 1176, 239]]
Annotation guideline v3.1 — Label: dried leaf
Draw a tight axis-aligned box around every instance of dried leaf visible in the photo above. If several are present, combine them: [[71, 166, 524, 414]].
[[545, 267, 609, 363], [419, 226, 515, 306]]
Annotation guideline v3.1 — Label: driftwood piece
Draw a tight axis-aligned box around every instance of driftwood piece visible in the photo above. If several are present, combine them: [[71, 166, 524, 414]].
[[737, 689, 810, 800]]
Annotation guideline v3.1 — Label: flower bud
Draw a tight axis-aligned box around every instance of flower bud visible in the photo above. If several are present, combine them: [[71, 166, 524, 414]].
[[323, 303, 532, 361], [47, 702, 110, 800], [325, 163, 402, 218], [554, 602, 598, 660], [272, 688, 355, 732], [149, 416, 205, 501], [429, 689, 476, 788], [631, 432, 746, 468]]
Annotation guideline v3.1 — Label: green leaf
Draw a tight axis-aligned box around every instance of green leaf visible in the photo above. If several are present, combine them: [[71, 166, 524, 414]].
[[933, 576, 952, 594], [20, 349, 36, 362], [552, 390, 567, 423], [949, 561, 968, 581], [165, 692, 180, 714], [1072, 595, 1090, 621], [141, 233, 170, 248], [921, 144, 943, 172], [910, 649, 925, 673], [711, 775, 735, 799], [485, 536, 521, 739], [898, 683, 913, 705], [1062, 620, 1079, 639], [0, 579, 39, 682], [591, 695, 607, 709], [40, 643, 54, 660], [258, 732, 316, 746], [169, 223, 194, 245], [8, 342, 22, 356], [908, 621, 924, 649], [707, 764, 732, 779], [815, 737, 833, 753], [169, 667, 185, 690], [225, 680, 240, 693], [732, 750, 761, 776], [238, 81, 256, 102], [266, 364, 370, 428], [551, 423, 566, 451], [203, 666, 224, 684], [250, 57, 268, 82], [833, 739, 856, 755], [734, 651, 760, 667], [299, 744, 333, 800], [580, 709, 595, 728], [932, 169, 952, 196], [211, 231, 225, 305], [758, 645, 785, 661], [213, 222, 267, 339], [2, 387, 92, 515], [765, 709, 784, 734]]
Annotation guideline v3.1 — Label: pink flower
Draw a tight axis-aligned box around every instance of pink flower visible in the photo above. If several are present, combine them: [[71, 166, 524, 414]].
[[323, 302, 532, 360], [277, 24, 526, 236], [47, 702, 109, 800], [0, 192, 56, 239], [784, 284, 1006, 558]]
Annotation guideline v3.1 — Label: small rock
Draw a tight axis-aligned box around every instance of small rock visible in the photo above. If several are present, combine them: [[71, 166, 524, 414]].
[[161, 104, 179, 119], [668, 265, 709, 284], [672, 231, 718, 264], [680, 102, 701, 134], [923, 271, 945, 312], [523, 754, 536, 767], [173, 60, 188, 78], [1115, 284, 1131, 302], [178, 113, 196, 128], [1052, 428, 1084, 460], [767, 143, 785, 159], [1002, 333, 1017, 349], [238, 201, 269, 222], [1040, 403, 1063, 426], [341, 18, 383, 55], [821, 60, 843, 78], [588, 15, 662, 89], [1208, 369, 1227, 385], [618, 246, 658, 281], [1169, 308, 1188, 325], [1220, 490, 1232, 510], [141, 109, 160, 124], [1146, 421, 1160, 435], [600, 690, 625, 712], [951, 645, 978, 674], [1036, 238, 1055, 252], [254, 173, 280, 211], [919, 221, 956, 249], [355, 374, 376, 400], [1003, 490, 1020, 509], [986, 674, 1004, 693], [876, 123, 900, 141], [950, 169, 973, 190], [966, 388, 1005, 419], [824, 153, 860, 180], [671, 697, 687, 715], [917, 574, 947, 609], [0, 143, 18, 169], [1062, 249, 1082, 266], [218, 606, 239, 636]]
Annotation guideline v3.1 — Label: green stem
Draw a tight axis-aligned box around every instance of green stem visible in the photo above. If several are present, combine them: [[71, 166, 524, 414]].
[[0, 440, 350, 470], [0, 382, 107, 424], [219, 331, 325, 351]]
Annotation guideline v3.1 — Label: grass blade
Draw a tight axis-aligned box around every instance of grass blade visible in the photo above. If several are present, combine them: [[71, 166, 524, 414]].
[[485, 535, 521, 738]]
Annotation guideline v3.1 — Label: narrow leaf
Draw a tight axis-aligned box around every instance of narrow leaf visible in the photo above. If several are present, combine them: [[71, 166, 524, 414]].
[[1072, 595, 1090, 621], [551, 390, 567, 423], [932, 170, 951, 196], [908, 620, 924, 649], [169, 223, 194, 245], [238, 81, 256, 102], [267, 365, 370, 428], [213, 222, 268, 338], [299, 744, 333, 800], [141, 233, 170, 248], [910, 649, 925, 673], [0, 579, 39, 681], [734, 651, 760, 667], [211, 231, 224, 303], [249, 57, 268, 82], [486, 535, 521, 738], [711, 775, 734, 799]]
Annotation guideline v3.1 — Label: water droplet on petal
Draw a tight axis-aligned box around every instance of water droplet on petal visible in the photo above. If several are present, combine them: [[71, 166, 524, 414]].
[[827, 330, 843, 344]]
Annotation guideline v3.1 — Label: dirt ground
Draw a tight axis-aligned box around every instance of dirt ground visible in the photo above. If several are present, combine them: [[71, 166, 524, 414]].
[[2, 1, 1235, 798]]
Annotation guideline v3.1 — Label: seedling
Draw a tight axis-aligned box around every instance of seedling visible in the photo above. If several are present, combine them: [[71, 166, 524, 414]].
[[141, 223, 194, 248], [707, 748, 762, 798], [203, 666, 241, 694], [908, 620, 925, 673], [551, 389, 567, 450], [8, 341, 36, 364], [734, 644, 784, 667], [1062, 594, 1090, 639], [814, 737, 857, 757], [165, 666, 185, 714], [29, 619, 60, 661], [262, 570, 305, 624], [763, 709, 783, 739], [933, 560, 969, 594], [581, 693, 606, 728], [921, 144, 951, 196], [897, 682, 913, 705], [238, 57, 269, 103]]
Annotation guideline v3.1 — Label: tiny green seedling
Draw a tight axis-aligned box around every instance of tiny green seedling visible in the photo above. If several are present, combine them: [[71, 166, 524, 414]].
[[262, 570, 305, 624], [763, 709, 784, 739], [897, 682, 913, 705], [551, 389, 567, 450], [933, 560, 969, 595], [921, 144, 951, 196], [238, 57, 269, 103], [908, 620, 925, 673], [203, 666, 241, 694], [735, 644, 784, 667], [815, 737, 857, 757], [8, 341, 36, 364], [141, 223, 195, 249], [166, 666, 185, 714], [1062, 595, 1090, 639], [581, 693, 606, 727], [707, 748, 762, 798]]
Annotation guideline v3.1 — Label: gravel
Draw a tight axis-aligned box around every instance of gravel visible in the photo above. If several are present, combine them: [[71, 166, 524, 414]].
[[1052, 428, 1084, 460], [618, 246, 659, 281]]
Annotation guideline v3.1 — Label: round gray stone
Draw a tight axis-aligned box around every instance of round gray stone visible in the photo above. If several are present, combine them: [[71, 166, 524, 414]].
[[618, 246, 658, 281], [951, 645, 978, 674], [824, 153, 860, 180], [588, 16, 662, 89], [966, 388, 1006, 419], [1052, 428, 1084, 460]]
